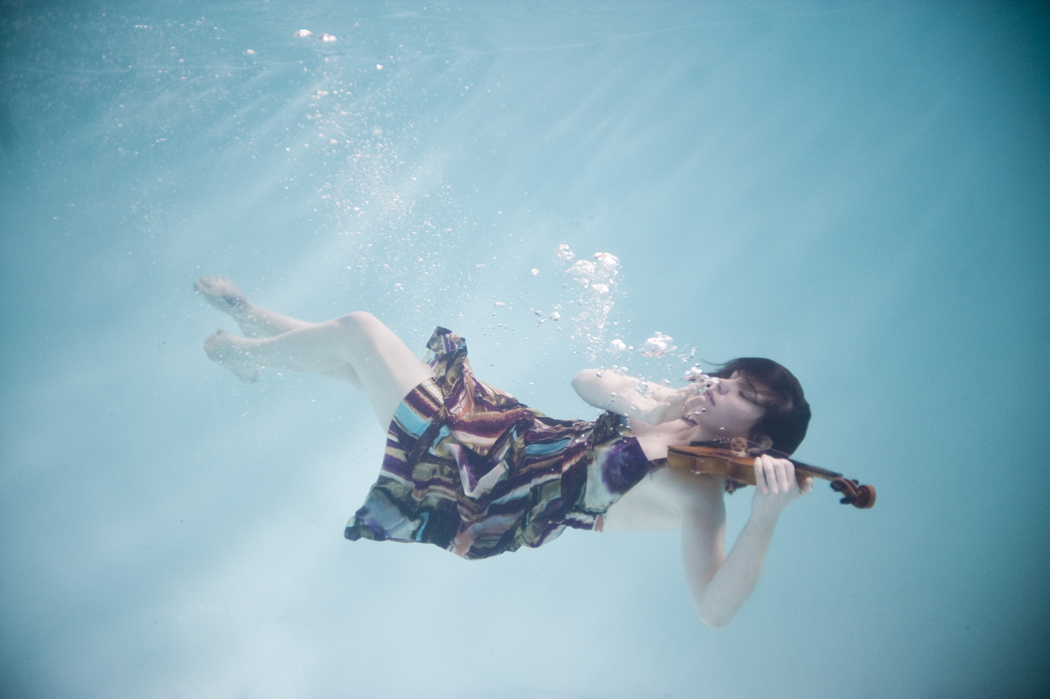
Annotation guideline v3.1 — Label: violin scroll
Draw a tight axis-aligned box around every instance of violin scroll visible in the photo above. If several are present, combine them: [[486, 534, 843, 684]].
[[830, 478, 876, 509]]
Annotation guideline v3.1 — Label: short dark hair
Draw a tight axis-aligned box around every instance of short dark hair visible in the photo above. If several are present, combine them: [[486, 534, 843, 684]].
[[711, 358, 811, 455]]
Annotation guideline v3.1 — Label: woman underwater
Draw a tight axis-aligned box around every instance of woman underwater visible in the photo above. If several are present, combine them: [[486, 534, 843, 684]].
[[196, 276, 813, 629]]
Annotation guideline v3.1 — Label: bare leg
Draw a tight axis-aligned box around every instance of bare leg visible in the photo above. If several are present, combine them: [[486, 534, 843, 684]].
[[203, 310, 432, 428], [194, 277, 309, 338], [195, 277, 363, 386]]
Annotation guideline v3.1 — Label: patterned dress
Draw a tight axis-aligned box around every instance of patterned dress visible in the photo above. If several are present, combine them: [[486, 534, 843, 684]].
[[344, 327, 653, 560]]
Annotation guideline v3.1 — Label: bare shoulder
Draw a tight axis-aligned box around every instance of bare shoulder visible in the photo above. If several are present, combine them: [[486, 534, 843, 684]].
[[602, 467, 725, 531]]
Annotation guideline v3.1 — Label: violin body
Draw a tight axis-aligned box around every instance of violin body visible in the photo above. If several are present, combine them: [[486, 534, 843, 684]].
[[666, 441, 876, 509]]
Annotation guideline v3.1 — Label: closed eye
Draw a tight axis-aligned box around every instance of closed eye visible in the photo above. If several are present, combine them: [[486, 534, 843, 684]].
[[739, 379, 765, 405]]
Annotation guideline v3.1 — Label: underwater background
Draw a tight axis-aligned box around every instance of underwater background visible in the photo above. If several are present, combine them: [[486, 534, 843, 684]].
[[1, 1, 1048, 697]]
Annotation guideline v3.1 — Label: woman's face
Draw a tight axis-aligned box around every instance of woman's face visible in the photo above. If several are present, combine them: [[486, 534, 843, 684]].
[[685, 371, 767, 439]]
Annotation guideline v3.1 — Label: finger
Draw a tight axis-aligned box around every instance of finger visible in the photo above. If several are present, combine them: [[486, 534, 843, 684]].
[[801, 477, 813, 495], [754, 456, 769, 493], [768, 455, 785, 493], [762, 455, 777, 493], [771, 459, 792, 494], [761, 456, 778, 494]]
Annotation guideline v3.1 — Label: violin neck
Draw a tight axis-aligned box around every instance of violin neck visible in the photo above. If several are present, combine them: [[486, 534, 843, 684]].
[[668, 444, 843, 482]]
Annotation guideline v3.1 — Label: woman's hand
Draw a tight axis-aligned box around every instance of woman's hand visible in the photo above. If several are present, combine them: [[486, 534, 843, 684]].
[[641, 385, 707, 425], [750, 454, 813, 523], [572, 369, 710, 425], [682, 453, 813, 629]]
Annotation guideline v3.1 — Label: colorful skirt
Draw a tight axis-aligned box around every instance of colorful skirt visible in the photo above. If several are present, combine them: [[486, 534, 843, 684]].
[[344, 327, 652, 560]]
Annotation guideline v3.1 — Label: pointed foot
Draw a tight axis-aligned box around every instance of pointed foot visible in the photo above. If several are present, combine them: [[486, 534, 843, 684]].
[[203, 329, 261, 383], [194, 277, 251, 316]]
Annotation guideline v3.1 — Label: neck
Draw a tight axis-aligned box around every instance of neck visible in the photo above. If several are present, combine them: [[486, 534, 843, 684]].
[[628, 418, 723, 461]]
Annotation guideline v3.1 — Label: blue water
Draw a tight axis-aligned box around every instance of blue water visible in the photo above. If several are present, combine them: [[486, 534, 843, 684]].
[[2, 2, 1048, 697]]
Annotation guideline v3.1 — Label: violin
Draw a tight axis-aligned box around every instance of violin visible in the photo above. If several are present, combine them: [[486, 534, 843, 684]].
[[666, 439, 876, 509]]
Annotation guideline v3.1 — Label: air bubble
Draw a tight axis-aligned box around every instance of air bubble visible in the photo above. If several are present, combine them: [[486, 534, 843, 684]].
[[640, 332, 675, 358]]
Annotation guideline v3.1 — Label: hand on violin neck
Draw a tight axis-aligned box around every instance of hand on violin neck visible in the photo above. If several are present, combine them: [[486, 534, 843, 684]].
[[750, 453, 813, 524]]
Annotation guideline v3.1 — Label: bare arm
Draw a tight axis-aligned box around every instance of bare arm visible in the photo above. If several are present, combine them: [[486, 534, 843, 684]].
[[571, 369, 704, 424], [682, 454, 813, 629]]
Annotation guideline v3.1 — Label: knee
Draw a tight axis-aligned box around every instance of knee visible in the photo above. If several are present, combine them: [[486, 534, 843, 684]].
[[334, 311, 380, 335]]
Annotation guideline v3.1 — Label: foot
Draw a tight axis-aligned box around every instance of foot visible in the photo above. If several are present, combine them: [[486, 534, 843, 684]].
[[194, 277, 252, 319], [203, 330, 261, 383]]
